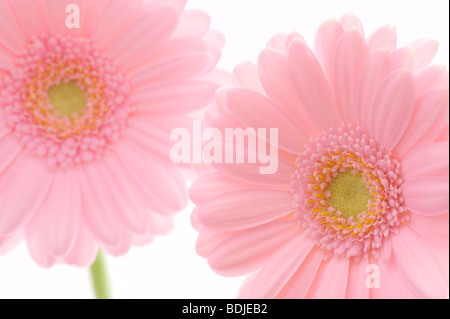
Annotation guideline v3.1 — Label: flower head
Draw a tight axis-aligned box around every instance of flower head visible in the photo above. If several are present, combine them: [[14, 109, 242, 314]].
[[190, 13, 449, 298], [0, 0, 224, 267]]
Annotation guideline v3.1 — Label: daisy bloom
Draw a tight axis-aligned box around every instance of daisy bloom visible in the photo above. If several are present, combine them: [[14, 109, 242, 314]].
[[0, 0, 224, 267], [190, 13, 449, 298]]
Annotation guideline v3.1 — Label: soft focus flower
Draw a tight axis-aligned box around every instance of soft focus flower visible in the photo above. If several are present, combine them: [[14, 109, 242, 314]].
[[0, 0, 224, 267], [190, 13, 449, 298]]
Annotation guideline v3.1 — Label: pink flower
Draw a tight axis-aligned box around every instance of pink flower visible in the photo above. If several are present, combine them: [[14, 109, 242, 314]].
[[190, 13, 449, 298], [0, 0, 224, 267]]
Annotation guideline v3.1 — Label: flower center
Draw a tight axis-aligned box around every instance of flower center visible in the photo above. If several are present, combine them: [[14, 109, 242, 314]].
[[291, 125, 408, 258], [0, 36, 132, 168], [328, 170, 373, 219], [48, 81, 86, 118]]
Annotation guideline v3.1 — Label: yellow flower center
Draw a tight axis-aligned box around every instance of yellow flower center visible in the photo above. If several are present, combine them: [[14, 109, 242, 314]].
[[48, 81, 86, 118], [328, 169, 373, 218]]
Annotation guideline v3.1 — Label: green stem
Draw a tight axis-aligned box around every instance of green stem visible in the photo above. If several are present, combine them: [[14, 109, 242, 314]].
[[89, 250, 112, 299]]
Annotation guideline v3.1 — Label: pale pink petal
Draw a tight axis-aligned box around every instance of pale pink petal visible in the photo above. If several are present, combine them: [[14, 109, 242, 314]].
[[409, 39, 440, 70], [31, 167, 81, 258], [101, 228, 132, 257], [226, 87, 309, 154], [8, 0, 48, 39], [147, 213, 174, 236], [134, 80, 218, 115], [307, 255, 349, 299], [0, 44, 15, 70], [80, 162, 123, 247], [232, 61, 265, 93], [357, 49, 391, 131], [288, 39, 341, 131], [274, 247, 323, 299], [0, 0, 28, 54], [340, 12, 364, 36], [105, 5, 178, 70], [415, 65, 449, 96], [44, 0, 87, 37], [368, 69, 415, 151], [208, 220, 298, 277], [79, 0, 111, 37], [64, 225, 98, 267], [394, 89, 449, 158], [401, 142, 449, 181], [391, 47, 416, 72], [244, 232, 316, 298], [0, 135, 22, 174], [345, 257, 371, 299], [333, 30, 369, 124], [173, 9, 210, 37], [196, 228, 236, 258], [25, 221, 56, 268], [198, 188, 293, 230], [403, 177, 449, 216], [436, 123, 449, 142], [314, 19, 344, 80], [267, 33, 289, 52], [408, 214, 449, 248], [257, 48, 318, 134], [391, 226, 448, 298], [189, 173, 255, 206], [367, 25, 397, 52], [130, 53, 214, 88], [378, 258, 416, 298], [0, 155, 54, 236], [0, 233, 21, 255]]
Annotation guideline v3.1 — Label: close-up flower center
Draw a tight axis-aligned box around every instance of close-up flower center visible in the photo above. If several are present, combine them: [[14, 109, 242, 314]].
[[0, 36, 132, 168], [328, 170, 373, 219], [48, 81, 86, 118], [291, 125, 408, 258]]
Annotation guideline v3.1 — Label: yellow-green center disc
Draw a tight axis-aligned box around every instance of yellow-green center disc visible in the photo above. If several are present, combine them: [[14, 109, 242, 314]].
[[48, 81, 86, 117], [328, 169, 373, 218]]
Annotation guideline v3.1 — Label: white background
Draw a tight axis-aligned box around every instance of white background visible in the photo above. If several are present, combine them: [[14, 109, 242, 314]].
[[0, 0, 448, 299]]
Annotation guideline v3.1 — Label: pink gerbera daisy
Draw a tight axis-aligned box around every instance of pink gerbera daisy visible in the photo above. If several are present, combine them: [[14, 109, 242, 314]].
[[190, 13, 449, 298], [0, 0, 224, 267]]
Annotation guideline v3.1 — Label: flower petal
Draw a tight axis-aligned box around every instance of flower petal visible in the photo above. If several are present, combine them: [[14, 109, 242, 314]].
[[307, 255, 349, 299], [232, 61, 265, 93], [368, 69, 415, 151], [401, 142, 449, 181], [408, 214, 449, 248], [208, 219, 298, 277], [198, 188, 293, 231], [0, 0, 28, 54], [288, 39, 341, 131], [409, 39, 439, 71], [367, 25, 397, 52], [314, 19, 344, 80], [345, 258, 371, 299], [402, 176, 449, 216], [391, 226, 448, 298], [64, 225, 98, 267]]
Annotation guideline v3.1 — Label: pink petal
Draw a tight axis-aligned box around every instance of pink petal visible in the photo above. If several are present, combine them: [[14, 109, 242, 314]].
[[333, 30, 369, 124], [231, 61, 265, 93], [24, 221, 56, 268], [401, 142, 449, 181], [409, 39, 440, 70], [198, 188, 293, 231], [368, 69, 415, 151], [378, 258, 416, 298], [267, 33, 289, 52], [195, 228, 236, 258], [208, 219, 298, 277], [134, 80, 218, 115], [394, 89, 449, 158], [31, 167, 81, 258], [314, 19, 344, 80], [367, 25, 397, 52], [345, 258, 371, 298], [245, 232, 316, 298], [130, 53, 214, 88], [44, 0, 87, 37], [189, 173, 254, 206], [403, 176, 449, 216], [408, 214, 449, 249], [105, 5, 178, 70], [0, 155, 54, 236], [0, 232, 21, 255], [226, 87, 309, 154], [391, 226, 448, 298], [357, 48, 391, 131], [100, 228, 132, 257], [257, 48, 318, 134], [436, 123, 449, 142], [274, 247, 323, 299], [8, 0, 48, 39], [415, 65, 449, 96], [0, 44, 15, 70], [0, 0, 28, 54], [173, 9, 210, 37], [340, 12, 364, 36], [64, 225, 98, 267], [391, 47, 416, 72], [0, 135, 22, 174], [307, 255, 349, 299], [288, 39, 341, 131]]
